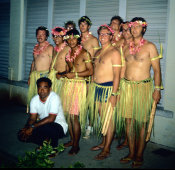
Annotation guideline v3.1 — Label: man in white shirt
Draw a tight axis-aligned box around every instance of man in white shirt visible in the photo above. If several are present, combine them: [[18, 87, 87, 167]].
[[18, 77, 68, 152]]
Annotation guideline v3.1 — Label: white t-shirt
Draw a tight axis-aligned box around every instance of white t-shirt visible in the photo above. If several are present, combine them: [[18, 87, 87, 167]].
[[30, 91, 68, 134]]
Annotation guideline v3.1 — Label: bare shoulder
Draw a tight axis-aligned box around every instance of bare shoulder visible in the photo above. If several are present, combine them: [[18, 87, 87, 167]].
[[144, 40, 157, 50], [48, 44, 54, 48], [90, 35, 99, 43], [110, 46, 120, 56]]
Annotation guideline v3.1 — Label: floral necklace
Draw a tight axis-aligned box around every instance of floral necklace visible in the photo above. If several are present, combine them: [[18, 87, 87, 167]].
[[81, 32, 92, 44], [54, 42, 66, 53], [129, 38, 146, 55], [115, 32, 122, 41], [66, 45, 82, 62], [33, 41, 50, 55]]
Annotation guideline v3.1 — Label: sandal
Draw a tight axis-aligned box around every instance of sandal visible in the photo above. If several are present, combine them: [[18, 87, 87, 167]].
[[132, 160, 143, 168], [63, 141, 73, 148], [120, 156, 133, 164], [116, 143, 128, 150], [94, 151, 110, 160], [90, 145, 104, 151]]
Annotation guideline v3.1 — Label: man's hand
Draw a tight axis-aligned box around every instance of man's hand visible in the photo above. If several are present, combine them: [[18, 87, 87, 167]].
[[28, 77, 30, 85], [109, 95, 117, 107], [65, 72, 75, 79], [152, 90, 161, 104], [20, 127, 33, 141], [56, 74, 62, 80]]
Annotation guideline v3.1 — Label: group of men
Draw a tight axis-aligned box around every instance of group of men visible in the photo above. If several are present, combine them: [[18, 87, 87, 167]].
[[18, 15, 163, 168]]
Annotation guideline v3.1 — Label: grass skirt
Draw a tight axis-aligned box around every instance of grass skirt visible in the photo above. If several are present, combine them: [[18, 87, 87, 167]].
[[60, 78, 87, 133], [116, 77, 154, 137], [87, 82, 117, 136]]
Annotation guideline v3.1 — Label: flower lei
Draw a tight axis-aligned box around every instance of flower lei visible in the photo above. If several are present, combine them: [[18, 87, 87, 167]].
[[129, 38, 146, 55], [98, 24, 115, 35], [115, 32, 122, 41], [51, 27, 67, 36], [33, 41, 50, 55], [81, 32, 92, 44], [129, 21, 147, 28], [54, 42, 66, 53], [65, 45, 82, 62]]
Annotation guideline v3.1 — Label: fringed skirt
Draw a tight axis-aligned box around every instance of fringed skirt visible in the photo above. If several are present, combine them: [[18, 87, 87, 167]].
[[27, 70, 49, 112], [87, 82, 117, 136], [116, 77, 154, 137], [48, 69, 64, 96], [60, 78, 87, 132]]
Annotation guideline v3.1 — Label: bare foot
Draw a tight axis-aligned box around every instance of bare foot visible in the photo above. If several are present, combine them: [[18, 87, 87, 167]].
[[68, 146, 80, 155]]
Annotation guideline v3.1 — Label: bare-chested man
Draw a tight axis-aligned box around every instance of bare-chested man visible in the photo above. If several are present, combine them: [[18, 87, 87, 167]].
[[64, 20, 76, 31], [116, 21, 133, 150], [48, 26, 70, 95], [78, 16, 99, 60], [27, 26, 53, 112], [62, 29, 93, 155], [110, 15, 124, 49], [78, 16, 100, 139], [117, 17, 162, 168], [88, 24, 121, 160]]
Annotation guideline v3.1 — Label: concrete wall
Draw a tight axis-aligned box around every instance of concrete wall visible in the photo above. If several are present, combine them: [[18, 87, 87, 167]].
[[149, 0, 175, 149]]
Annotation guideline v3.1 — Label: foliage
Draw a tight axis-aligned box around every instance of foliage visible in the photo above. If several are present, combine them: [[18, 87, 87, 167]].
[[16, 141, 64, 168]]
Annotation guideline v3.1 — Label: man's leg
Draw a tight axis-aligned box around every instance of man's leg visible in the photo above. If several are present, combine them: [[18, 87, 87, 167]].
[[120, 118, 135, 163], [91, 103, 105, 151], [64, 117, 74, 148], [132, 122, 146, 167], [95, 114, 115, 160], [68, 115, 81, 155]]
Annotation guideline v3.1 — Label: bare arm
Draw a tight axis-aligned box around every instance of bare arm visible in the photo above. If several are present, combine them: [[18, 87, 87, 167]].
[[150, 43, 161, 103], [109, 49, 121, 107]]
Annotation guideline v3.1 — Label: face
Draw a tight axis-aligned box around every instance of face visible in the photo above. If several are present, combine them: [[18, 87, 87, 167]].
[[122, 23, 132, 40], [131, 23, 144, 38], [38, 81, 51, 100], [36, 30, 47, 43], [66, 24, 74, 31], [98, 28, 112, 45], [110, 19, 120, 32], [67, 35, 78, 48], [79, 21, 90, 33], [52, 35, 63, 45]]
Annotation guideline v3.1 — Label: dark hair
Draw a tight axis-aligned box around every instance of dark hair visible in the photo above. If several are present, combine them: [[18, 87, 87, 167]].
[[36, 77, 52, 88], [78, 16, 92, 26], [120, 21, 130, 32], [64, 20, 76, 29], [65, 28, 81, 45], [36, 26, 49, 37], [110, 15, 123, 25], [130, 17, 147, 35]]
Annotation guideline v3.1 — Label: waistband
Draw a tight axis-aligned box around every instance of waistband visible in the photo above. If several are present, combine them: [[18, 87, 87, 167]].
[[123, 77, 153, 84], [94, 81, 113, 87], [57, 71, 67, 75]]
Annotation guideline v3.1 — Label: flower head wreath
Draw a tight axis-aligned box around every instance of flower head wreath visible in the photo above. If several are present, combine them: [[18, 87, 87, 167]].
[[51, 27, 67, 36], [79, 16, 92, 26], [129, 21, 147, 28], [98, 24, 115, 35], [63, 34, 80, 40]]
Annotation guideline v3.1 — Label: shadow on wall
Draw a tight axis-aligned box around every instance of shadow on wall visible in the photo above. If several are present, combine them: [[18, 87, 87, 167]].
[[0, 89, 26, 107]]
